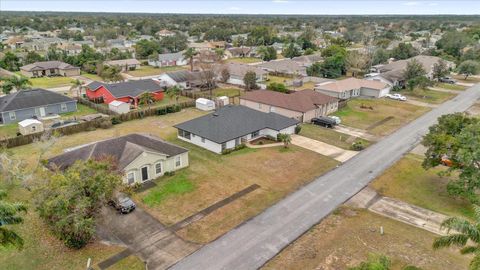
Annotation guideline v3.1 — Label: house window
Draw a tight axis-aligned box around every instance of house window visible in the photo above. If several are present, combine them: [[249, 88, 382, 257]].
[[178, 129, 191, 140], [175, 156, 181, 167], [127, 171, 135, 184], [251, 130, 260, 138], [9, 112, 16, 120], [61, 103, 67, 112], [201, 137, 205, 143], [31, 126, 36, 132], [269, 106, 275, 112], [155, 162, 162, 175], [50, 68, 56, 74]]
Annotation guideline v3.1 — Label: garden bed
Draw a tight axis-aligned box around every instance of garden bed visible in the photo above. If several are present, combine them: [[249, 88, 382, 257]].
[[249, 136, 278, 145]]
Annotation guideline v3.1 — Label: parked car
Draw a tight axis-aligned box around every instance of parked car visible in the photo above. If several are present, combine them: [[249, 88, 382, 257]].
[[386, 93, 407, 101], [439, 77, 456, 84], [328, 116, 341, 125], [109, 193, 136, 214], [311, 117, 337, 128]]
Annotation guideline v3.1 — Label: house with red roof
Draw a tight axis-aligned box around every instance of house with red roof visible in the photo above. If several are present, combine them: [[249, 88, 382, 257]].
[[86, 79, 164, 107]]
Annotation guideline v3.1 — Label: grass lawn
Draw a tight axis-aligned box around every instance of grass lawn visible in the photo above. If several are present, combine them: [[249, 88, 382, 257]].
[[0, 123, 19, 139], [264, 75, 292, 85], [333, 98, 430, 136], [127, 65, 187, 77], [263, 208, 470, 270], [370, 154, 473, 219], [403, 88, 456, 104], [29, 76, 74, 89], [299, 124, 370, 150], [436, 83, 467, 91], [61, 104, 99, 118], [224, 57, 262, 64], [212, 87, 243, 97], [453, 74, 480, 83], [80, 72, 103, 82], [291, 81, 316, 91], [135, 140, 338, 243]]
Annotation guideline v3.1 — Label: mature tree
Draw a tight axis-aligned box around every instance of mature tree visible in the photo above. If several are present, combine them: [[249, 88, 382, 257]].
[[282, 43, 301, 59], [436, 31, 472, 58], [99, 65, 123, 82], [243, 71, 258, 91], [220, 67, 230, 83], [0, 189, 27, 250], [458, 60, 480, 80], [372, 48, 390, 65], [390, 43, 418, 60], [267, 82, 288, 93], [24, 51, 44, 64], [69, 79, 85, 98], [35, 159, 122, 249], [247, 26, 275, 46], [304, 48, 315, 55], [214, 48, 225, 61], [135, 39, 161, 59], [166, 85, 181, 105], [319, 54, 347, 78], [348, 254, 391, 270], [422, 113, 480, 203], [257, 46, 277, 61], [306, 62, 322, 77], [138, 92, 155, 109], [0, 52, 22, 71], [432, 59, 449, 81], [322, 44, 347, 58], [403, 58, 426, 81], [346, 51, 369, 77], [183, 48, 197, 72], [277, 133, 292, 148], [158, 34, 188, 53], [433, 204, 480, 269], [1, 76, 32, 94]]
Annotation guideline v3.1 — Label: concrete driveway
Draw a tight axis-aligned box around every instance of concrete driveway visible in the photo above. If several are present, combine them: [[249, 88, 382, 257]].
[[334, 125, 380, 141], [290, 134, 358, 162], [97, 206, 200, 270]]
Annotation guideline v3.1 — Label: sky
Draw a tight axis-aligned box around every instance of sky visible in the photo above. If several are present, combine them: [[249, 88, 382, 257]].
[[1, 0, 479, 15]]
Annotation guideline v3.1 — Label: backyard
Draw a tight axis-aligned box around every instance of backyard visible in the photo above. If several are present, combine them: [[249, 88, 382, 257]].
[[61, 104, 99, 118], [370, 153, 473, 219], [224, 57, 263, 64], [332, 98, 430, 136], [299, 124, 370, 150], [126, 65, 187, 77], [28, 76, 74, 89], [263, 208, 470, 270], [436, 83, 467, 91], [80, 72, 103, 82], [0, 123, 19, 139], [403, 88, 456, 104]]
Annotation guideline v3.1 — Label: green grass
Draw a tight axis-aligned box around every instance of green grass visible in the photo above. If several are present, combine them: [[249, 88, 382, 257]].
[[224, 57, 262, 64], [0, 123, 19, 139], [29, 76, 74, 89], [80, 72, 103, 81], [142, 172, 195, 206], [404, 88, 456, 104], [127, 65, 187, 77], [263, 75, 291, 85], [299, 124, 370, 150], [371, 154, 473, 219], [436, 83, 467, 91], [61, 104, 98, 118], [212, 87, 243, 97]]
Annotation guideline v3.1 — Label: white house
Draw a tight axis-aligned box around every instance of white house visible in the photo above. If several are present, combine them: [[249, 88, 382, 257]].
[[196, 98, 215, 111], [108, 100, 130, 114], [18, 119, 44, 135], [148, 51, 188, 67], [174, 105, 299, 154], [315, 77, 391, 99]]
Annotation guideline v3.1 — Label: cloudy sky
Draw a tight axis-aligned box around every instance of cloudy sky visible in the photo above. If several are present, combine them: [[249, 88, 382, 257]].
[[1, 0, 479, 15]]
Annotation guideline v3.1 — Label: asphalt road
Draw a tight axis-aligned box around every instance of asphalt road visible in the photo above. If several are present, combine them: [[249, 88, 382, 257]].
[[170, 84, 480, 270]]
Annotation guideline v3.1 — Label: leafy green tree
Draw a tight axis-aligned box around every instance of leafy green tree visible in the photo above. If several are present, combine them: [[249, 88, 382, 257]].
[[214, 48, 225, 61], [183, 48, 197, 72], [267, 82, 288, 93], [0, 189, 27, 250], [319, 54, 346, 78], [166, 85, 181, 105], [390, 43, 418, 60], [159, 34, 188, 53], [349, 254, 391, 270], [247, 26, 275, 46], [99, 65, 123, 82], [304, 48, 315, 55], [24, 51, 44, 64], [422, 113, 480, 203], [322, 44, 347, 58], [135, 39, 161, 59], [372, 48, 390, 65], [277, 133, 291, 148], [0, 52, 21, 71], [282, 43, 301, 59], [1, 76, 32, 94], [35, 159, 122, 249], [403, 58, 426, 82], [138, 92, 155, 108], [243, 71, 258, 91], [458, 60, 480, 80], [257, 46, 277, 61], [433, 204, 480, 269], [436, 31, 473, 58], [432, 59, 449, 81]]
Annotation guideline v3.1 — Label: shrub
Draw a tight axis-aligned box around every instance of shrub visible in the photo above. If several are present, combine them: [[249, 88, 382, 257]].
[[295, 125, 302, 134], [99, 119, 113, 129], [111, 117, 122, 125], [265, 135, 277, 141], [221, 143, 246, 155], [351, 141, 365, 151], [267, 82, 289, 93], [164, 171, 175, 177]]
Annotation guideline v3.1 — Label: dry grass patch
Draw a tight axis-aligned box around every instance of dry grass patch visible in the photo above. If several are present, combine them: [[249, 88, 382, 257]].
[[136, 144, 338, 243], [403, 88, 456, 104], [127, 65, 187, 77], [263, 208, 470, 270], [333, 99, 430, 136], [299, 124, 371, 150]]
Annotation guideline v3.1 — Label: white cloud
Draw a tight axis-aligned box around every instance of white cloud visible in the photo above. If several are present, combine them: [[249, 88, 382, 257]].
[[403, 1, 421, 6], [272, 0, 289, 3], [429, 2, 439, 6], [229, 6, 241, 11]]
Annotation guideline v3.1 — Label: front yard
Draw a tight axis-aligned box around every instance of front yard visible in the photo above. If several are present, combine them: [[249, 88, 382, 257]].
[[224, 57, 262, 64], [403, 88, 456, 104], [436, 83, 467, 91], [299, 124, 370, 150], [370, 153, 473, 219], [333, 99, 430, 136], [29, 76, 74, 89], [126, 65, 188, 77]]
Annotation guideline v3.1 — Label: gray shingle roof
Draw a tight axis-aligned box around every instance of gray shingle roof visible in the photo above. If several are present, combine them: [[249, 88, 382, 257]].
[[20, 61, 79, 72], [0, 89, 75, 112], [164, 70, 192, 83], [87, 79, 163, 98], [174, 105, 299, 143], [47, 133, 188, 171], [157, 51, 185, 62]]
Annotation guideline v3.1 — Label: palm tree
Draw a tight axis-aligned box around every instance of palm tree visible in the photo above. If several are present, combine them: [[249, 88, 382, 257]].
[[433, 204, 480, 269], [138, 92, 155, 109], [1, 76, 31, 94], [183, 48, 197, 72], [70, 79, 85, 98], [166, 85, 181, 105], [277, 133, 292, 148], [0, 189, 27, 250]]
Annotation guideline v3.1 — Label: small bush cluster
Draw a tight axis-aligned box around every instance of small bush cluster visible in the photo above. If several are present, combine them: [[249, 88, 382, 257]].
[[164, 171, 175, 177], [221, 143, 246, 155], [294, 125, 302, 134], [267, 82, 289, 93], [351, 141, 365, 151]]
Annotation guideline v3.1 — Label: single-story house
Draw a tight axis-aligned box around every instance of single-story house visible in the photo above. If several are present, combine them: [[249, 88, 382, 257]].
[[47, 133, 189, 184], [18, 119, 44, 135], [104, 59, 141, 72], [108, 100, 130, 114], [175, 105, 299, 154], [291, 54, 323, 67], [314, 78, 391, 99], [215, 63, 268, 86], [20, 61, 80, 78], [0, 89, 77, 124], [86, 79, 164, 106], [240, 90, 338, 123], [156, 29, 176, 38], [148, 51, 187, 67], [226, 47, 252, 58], [257, 59, 307, 76], [158, 70, 212, 89]]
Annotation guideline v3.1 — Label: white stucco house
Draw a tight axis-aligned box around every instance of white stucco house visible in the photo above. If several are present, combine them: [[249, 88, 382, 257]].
[[174, 105, 299, 154], [314, 77, 391, 99]]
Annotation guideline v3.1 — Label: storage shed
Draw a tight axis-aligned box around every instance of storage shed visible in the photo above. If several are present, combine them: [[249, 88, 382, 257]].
[[216, 96, 230, 107], [108, 100, 130, 114], [195, 98, 215, 111], [18, 119, 44, 135]]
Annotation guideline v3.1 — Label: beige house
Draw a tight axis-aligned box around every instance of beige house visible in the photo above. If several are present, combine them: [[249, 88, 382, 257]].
[[314, 78, 390, 99], [240, 90, 338, 123], [47, 134, 189, 185], [104, 59, 141, 72], [20, 61, 80, 78]]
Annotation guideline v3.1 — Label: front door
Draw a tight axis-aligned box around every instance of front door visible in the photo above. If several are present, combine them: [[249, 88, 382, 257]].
[[141, 166, 149, 181], [39, 107, 46, 117]]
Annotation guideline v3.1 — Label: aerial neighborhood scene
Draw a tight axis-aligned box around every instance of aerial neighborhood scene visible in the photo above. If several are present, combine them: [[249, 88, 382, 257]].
[[1, 0, 480, 269]]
